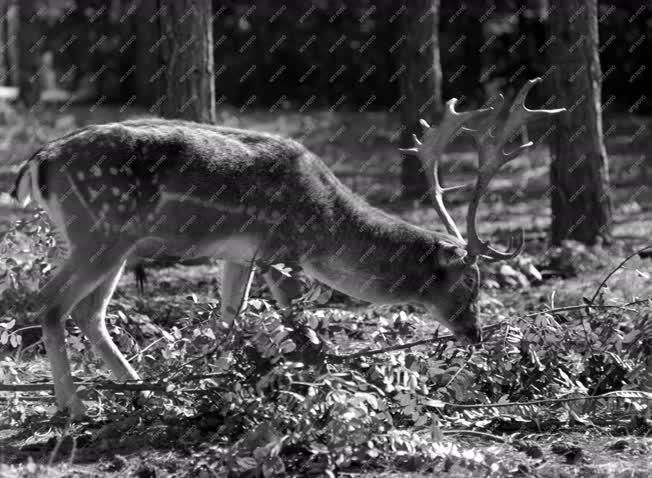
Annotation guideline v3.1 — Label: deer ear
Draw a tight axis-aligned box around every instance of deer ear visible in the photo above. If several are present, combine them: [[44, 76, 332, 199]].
[[437, 246, 467, 267]]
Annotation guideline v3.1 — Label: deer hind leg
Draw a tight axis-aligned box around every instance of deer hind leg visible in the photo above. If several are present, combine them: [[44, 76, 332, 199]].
[[36, 243, 133, 418], [72, 260, 140, 383], [263, 267, 303, 309], [219, 261, 255, 328]]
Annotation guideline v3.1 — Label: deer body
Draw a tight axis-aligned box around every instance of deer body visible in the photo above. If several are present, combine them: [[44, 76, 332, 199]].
[[13, 119, 478, 417], [17, 119, 470, 307], [13, 79, 563, 418]]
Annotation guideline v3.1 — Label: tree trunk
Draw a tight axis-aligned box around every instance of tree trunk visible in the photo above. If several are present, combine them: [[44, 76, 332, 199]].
[[253, 3, 271, 106], [444, 2, 484, 106], [16, 0, 42, 106], [399, 0, 443, 200], [520, 0, 549, 93], [133, 0, 161, 108], [154, 0, 215, 122], [0, 0, 6, 85], [6, 0, 17, 86], [548, 0, 611, 245]]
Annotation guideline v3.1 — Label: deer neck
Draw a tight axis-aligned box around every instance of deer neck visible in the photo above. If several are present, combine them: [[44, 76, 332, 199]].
[[301, 197, 451, 305]]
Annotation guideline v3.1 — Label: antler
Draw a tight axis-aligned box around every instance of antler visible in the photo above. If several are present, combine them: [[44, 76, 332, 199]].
[[400, 100, 493, 241], [399, 78, 564, 262], [463, 78, 566, 262]]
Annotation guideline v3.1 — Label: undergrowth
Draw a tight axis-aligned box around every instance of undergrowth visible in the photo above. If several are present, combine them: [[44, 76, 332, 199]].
[[1, 212, 651, 477]]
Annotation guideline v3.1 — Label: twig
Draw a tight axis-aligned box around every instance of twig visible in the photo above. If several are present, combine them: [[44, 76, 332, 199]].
[[6, 325, 41, 336], [326, 323, 503, 362], [126, 320, 198, 362], [441, 429, 507, 443], [0, 395, 49, 402], [0, 372, 230, 394], [439, 390, 652, 410], [589, 244, 652, 305], [443, 349, 474, 389], [183, 372, 229, 381], [0, 381, 168, 393], [518, 298, 652, 319]]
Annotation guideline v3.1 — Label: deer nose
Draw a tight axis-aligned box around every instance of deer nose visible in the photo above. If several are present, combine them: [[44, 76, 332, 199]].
[[466, 326, 483, 344], [453, 322, 483, 344]]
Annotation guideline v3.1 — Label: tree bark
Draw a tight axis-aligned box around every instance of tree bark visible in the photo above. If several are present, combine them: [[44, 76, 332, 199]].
[[253, 3, 271, 105], [0, 0, 6, 85], [399, 0, 443, 199], [548, 0, 611, 245], [444, 2, 484, 106], [6, 0, 17, 86], [133, 0, 161, 108], [16, 0, 42, 106], [154, 0, 215, 123]]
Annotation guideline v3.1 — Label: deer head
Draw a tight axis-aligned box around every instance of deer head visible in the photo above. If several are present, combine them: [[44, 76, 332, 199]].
[[401, 78, 565, 341]]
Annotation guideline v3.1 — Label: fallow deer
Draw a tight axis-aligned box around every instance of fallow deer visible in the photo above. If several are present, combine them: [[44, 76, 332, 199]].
[[11, 78, 563, 418]]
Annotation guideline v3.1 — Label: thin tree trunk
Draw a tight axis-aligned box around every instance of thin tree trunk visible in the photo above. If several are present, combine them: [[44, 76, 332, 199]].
[[0, 0, 6, 85], [399, 0, 443, 200], [253, 3, 271, 105], [6, 0, 17, 86], [155, 0, 215, 123], [133, 0, 161, 109], [16, 0, 41, 106], [548, 0, 612, 245], [519, 0, 549, 95], [445, 2, 484, 106]]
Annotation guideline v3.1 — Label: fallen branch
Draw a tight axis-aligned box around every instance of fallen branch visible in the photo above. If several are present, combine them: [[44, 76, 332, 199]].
[[440, 429, 507, 443], [0, 395, 48, 402], [439, 390, 652, 410], [325, 323, 501, 363], [0, 381, 169, 393], [326, 299, 652, 362], [518, 298, 652, 319], [0, 372, 230, 394]]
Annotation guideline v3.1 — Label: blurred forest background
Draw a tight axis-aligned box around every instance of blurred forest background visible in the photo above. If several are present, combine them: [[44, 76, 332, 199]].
[[0, 0, 650, 248], [1, 0, 648, 111]]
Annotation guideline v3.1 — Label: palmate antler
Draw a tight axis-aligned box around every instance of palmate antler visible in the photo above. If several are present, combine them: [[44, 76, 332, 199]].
[[400, 101, 493, 241], [401, 77, 566, 262]]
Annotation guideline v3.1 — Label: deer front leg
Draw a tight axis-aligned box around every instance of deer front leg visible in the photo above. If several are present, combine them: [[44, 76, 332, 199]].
[[219, 261, 255, 328], [263, 267, 303, 309]]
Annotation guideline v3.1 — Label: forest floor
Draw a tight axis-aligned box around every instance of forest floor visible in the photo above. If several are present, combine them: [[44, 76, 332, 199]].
[[0, 104, 650, 477]]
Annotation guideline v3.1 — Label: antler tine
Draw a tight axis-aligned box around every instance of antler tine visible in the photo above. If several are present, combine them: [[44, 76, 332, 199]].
[[465, 160, 526, 262], [463, 94, 506, 145], [401, 99, 493, 241], [498, 77, 566, 148], [480, 229, 525, 262], [465, 78, 565, 262]]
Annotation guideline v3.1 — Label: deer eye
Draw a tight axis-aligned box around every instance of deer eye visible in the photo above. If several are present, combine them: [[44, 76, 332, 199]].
[[455, 271, 475, 290]]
